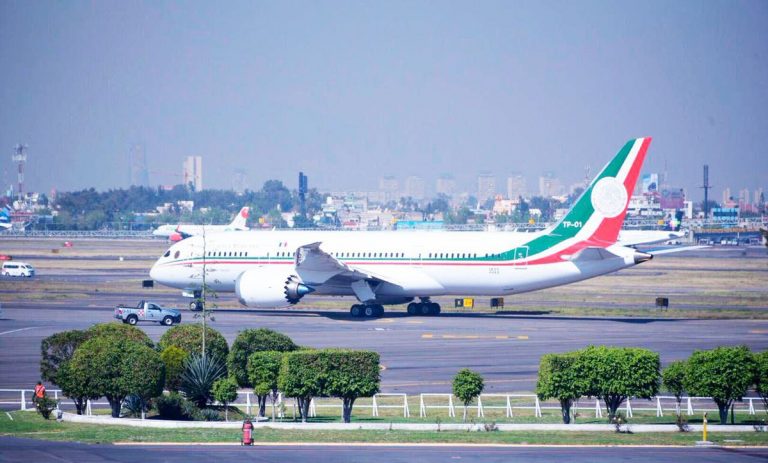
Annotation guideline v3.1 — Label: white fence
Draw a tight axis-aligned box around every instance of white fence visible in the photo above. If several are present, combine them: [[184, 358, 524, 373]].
[[2, 388, 764, 420]]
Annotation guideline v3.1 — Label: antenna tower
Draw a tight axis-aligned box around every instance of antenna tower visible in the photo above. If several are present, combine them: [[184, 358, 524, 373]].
[[700, 165, 712, 219], [12, 144, 27, 202]]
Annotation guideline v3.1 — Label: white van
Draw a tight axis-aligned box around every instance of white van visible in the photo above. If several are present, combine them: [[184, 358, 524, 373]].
[[2, 262, 35, 277]]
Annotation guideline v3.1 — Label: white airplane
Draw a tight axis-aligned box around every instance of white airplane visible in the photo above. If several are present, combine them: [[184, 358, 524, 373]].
[[151, 138, 660, 317], [618, 211, 686, 247], [152, 207, 250, 242]]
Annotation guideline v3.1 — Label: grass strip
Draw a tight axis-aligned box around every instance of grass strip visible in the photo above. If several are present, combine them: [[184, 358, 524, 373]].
[[1, 412, 767, 446]]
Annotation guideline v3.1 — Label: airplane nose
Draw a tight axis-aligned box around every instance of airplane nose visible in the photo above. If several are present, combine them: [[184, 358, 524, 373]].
[[149, 262, 161, 282]]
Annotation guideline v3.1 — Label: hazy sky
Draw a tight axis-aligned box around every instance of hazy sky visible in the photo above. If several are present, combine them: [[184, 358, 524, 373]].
[[1, 0, 766, 201]]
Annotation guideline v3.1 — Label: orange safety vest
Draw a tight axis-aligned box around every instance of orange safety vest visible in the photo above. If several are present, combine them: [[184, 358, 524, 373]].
[[34, 384, 46, 398]]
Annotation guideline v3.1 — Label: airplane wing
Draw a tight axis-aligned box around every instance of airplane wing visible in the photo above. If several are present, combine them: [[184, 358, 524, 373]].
[[294, 242, 443, 293], [641, 245, 709, 255]]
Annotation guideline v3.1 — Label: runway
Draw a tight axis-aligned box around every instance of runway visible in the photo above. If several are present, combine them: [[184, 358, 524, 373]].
[[2, 298, 767, 394]]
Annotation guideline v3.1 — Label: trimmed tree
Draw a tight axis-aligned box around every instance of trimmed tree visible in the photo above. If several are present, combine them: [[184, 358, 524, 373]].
[[537, 352, 584, 424], [453, 368, 485, 422], [278, 350, 324, 422], [87, 323, 153, 347], [212, 377, 239, 421], [157, 324, 229, 361], [662, 361, 687, 416], [323, 350, 380, 423], [247, 351, 285, 420], [684, 345, 756, 424], [228, 328, 298, 389], [579, 346, 660, 420], [160, 346, 189, 392], [40, 329, 91, 414], [756, 351, 768, 418], [66, 336, 165, 417]]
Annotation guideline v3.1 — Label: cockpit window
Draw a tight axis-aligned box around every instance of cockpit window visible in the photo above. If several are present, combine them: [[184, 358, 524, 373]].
[[163, 250, 171, 258], [174, 250, 181, 259]]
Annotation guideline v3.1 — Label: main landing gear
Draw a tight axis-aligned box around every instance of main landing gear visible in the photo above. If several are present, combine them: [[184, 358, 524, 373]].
[[350, 304, 384, 318], [407, 298, 441, 316]]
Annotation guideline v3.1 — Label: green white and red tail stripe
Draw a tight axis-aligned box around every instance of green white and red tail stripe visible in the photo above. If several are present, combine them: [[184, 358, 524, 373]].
[[520, 137, 652, 265]]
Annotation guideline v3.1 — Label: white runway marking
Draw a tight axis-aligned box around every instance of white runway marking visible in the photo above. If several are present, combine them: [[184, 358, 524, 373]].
[[0, 327, 34, 336]]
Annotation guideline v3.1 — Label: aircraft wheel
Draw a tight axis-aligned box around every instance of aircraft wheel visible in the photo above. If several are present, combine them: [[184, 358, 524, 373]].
[[430, 303, 441, 315], [350, 305, 362, 317], [364, 305, 376, 317], [407, 303, 418, 315], [419, 303, 431, 316], [374, 306, 384, 317]]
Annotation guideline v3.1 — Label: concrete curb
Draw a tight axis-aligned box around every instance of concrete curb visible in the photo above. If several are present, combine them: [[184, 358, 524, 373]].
[[60, 413, 761, 433]]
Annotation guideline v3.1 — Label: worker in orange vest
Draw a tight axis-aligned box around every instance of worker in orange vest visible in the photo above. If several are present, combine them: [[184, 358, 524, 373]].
[[33, 381, 46, 404]]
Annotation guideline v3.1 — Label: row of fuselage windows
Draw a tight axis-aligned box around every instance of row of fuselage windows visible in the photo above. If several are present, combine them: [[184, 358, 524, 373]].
[[203, 250, 506, 259]]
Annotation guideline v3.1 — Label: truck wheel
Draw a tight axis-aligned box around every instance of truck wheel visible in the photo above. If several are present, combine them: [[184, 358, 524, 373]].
[[127, 315, 138, 326], [162, 316, 173, 326]]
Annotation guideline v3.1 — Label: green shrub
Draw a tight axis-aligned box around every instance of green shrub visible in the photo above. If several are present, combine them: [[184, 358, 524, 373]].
[[579, 346, 660, 420], [537, 352, 584, 424], [212, 376, 239, 421], [160, 346, 189, 392], [87, 323, 153, 347], [155, 392, 200, 420], [157, 324, 229, 361], [247, 351, 284, 418], [66, 336, 165, 418], [228, 328, 297, 387], [453, 368, 484, 423], [684, 345, 756, 424]]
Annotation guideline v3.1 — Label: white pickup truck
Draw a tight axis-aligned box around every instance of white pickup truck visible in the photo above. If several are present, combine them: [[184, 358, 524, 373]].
[[114, 300, 182, 326]]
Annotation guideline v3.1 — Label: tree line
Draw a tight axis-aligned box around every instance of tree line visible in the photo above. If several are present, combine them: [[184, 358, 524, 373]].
[[537, 345, 768, 425], [40, 324, 378, 423]]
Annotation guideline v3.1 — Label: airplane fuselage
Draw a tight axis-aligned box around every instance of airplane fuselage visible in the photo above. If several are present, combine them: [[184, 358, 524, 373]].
[[150, 229, 641, 299]]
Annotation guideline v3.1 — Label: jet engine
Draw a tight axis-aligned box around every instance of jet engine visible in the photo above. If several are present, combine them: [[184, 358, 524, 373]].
[[235, 269, 314, 308]]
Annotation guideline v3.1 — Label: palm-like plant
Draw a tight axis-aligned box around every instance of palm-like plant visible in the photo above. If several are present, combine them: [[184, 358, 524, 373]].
[[179, 353, 226, 408]]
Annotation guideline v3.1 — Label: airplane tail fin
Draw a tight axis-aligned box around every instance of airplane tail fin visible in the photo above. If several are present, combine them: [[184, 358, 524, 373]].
[[229, 207, 250, 230], [523, 138, 651, 263]]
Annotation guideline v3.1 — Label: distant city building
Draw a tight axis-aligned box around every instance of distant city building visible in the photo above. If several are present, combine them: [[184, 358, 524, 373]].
[[435, 175, 456, 197], [506, 173, 526, 199], [641, 173, 659, 194], [129, 144, 149, 187], [660, 188, 685, 210], [722, 187, 731, 206], [754, 188, 764, 207], [538, 172, 563, 197], [404, 176, 426, 200], [492, 195, 520, 215], [378, 176, 399, 203], [183, 156, 203, 191], [477, 173, 496, 203]]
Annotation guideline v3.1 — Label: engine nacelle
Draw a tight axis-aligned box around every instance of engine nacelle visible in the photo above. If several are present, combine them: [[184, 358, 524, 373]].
[[235, 268, 314, 308]]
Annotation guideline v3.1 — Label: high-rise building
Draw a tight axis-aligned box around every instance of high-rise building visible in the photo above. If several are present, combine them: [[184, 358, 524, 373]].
[[183, 156, 203, 191], [404, 176, 426, 200], [378, 176, 399, 203], [477, 173, 496, 204], [129, 144, 149, 187], [506, 173, 526, 199], [435, 175, 456, 197], [722, 187, 731, 205], [538, 172, 563, 197]]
